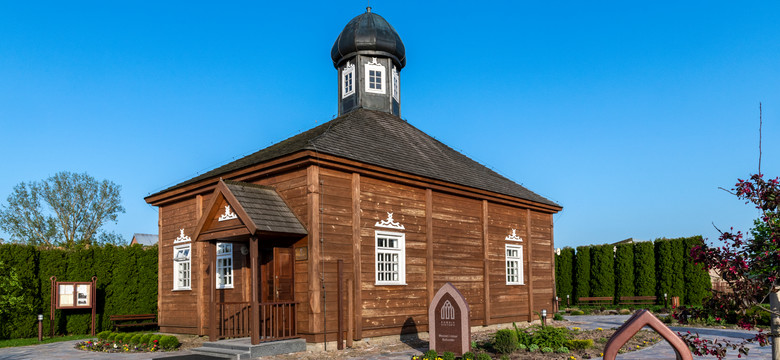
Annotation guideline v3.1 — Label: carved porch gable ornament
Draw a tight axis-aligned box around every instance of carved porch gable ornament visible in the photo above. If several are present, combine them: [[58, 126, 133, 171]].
[[218, 205, 238, 222], [603, 309, 692, 360], [174, 229, 191, 243], [375, 212, 405, 230], [505, 228, 523, 241], [428, 282, 470, 356]]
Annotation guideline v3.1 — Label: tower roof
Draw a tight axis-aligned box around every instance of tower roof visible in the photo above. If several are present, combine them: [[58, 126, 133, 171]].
[[331, 9, 406, 69]]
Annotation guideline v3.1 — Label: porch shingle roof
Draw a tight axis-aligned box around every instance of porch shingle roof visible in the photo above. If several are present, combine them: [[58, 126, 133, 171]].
[[223, 180, 307, 236]]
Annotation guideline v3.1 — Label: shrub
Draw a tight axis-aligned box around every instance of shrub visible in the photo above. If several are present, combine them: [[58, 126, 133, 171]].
[[159, 335, 180, 350], [553, 312, 564, 321], [475, 354, 491, 360], [615, 243, 635, 298], [512, 323, 532, 346], [123, 333, 135, 343], [422, 349, 438, 360], [570, 309, 584, 316], [150, 334, 162, 343], [140, 333, 151, 345], [590, 244, 615, 298], [106, 332, 117, 341], [555, 346, 570, 353], [517, 344, 528, 351], [500, 355, 510, 360], [683, 236, 711, 306], [634, 241, 656, 297], [556, 247, 575, 301], [528, 344, 540, 352], [461, 352, 476, 360], [530, 325, 570, 349], [566, 339, 594, 350], [493, 329, 518, 354], [441, 351, 455, 360], [655, 239, 674, 301], [541, 347, 554, 353], [97, 330, 111, 341], [619, 308, 632, 315], [574, 246, 591, 301], [130, 334, 142, 345]]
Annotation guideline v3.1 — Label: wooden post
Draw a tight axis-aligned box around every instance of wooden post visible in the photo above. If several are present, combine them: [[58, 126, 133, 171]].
[[250, 237, 260, 345], [347, 278, 354, 348], [209, 241, 218, 341], [307, 165, 322, 335], [50, 276, 56, 337], [351, 173, 363, 340], [526, 209, 534, 322], [482, 200, 490, 326], [337, 260, 344, 350], [426, 189, 434, 308]]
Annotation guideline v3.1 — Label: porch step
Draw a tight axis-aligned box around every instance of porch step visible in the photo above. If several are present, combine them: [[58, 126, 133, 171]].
[[192, 338, 306, 360]]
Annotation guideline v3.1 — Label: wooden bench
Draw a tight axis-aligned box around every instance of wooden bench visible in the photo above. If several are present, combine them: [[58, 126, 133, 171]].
[[109, 314, 158, 331], [577, 296, 613, 306], [618, 296, 656, 306]]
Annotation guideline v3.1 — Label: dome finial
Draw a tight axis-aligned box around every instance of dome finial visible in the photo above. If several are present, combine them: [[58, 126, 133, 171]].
[[366, 0, 371, 12], [366, 6, 371, 13]]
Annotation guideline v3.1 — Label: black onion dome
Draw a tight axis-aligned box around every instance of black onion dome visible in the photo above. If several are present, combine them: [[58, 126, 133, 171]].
[[331, 10, 406, 69]]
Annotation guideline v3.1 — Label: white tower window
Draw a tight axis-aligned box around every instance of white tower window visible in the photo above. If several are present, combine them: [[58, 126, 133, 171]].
[[392, 66, 400, 102], [365, 58, 386, 94], [342, 61, 355, 98]]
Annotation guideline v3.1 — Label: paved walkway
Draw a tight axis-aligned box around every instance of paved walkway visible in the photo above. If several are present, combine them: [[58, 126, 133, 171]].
[[0, 316, 772, 359]]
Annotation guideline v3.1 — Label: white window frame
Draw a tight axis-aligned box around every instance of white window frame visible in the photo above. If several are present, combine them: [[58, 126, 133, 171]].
[[173, 244, 191, 291], [505, 244, 524, 285], [375, 231, 405, 285], [365, 58, 386, 94], [216, 242, 233, 289], [342, 61, 355, 98], [391, 66, 399, 102]]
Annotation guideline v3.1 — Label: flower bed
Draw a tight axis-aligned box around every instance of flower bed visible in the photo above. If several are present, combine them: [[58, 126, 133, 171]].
[[74, 331, 180, 353]]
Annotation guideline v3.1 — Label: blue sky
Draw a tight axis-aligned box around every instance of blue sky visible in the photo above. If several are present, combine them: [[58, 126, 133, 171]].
[[0, 1, 778, 249]]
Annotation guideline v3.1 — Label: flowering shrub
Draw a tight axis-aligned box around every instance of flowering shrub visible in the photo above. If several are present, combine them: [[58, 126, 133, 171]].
[[75, 332, 178, 353]]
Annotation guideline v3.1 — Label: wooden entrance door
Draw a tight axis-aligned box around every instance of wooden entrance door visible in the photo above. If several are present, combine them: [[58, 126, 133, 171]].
[[259, 247, 295, 339]]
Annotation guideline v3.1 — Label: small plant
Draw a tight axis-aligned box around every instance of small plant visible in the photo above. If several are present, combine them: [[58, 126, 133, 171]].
[[106, 333, 117, 341], [566, 339, 594, 350], [553, 312, 564, 321], [541, 346, 554, 353], [493, 329, 518, 354], [530, 325, 570, 348], [500, 355, 510, 360], [570, 309, 585, 315], [130, 334, 142, 345], [159, 335, 180, 350], [475, 353, 491, 360], [97, 330, 111, 341], [528, 344, 540, 352], [619, 308, 632, 315], [555, 346, 570, 353], [512, 323, 532, 346], [122, 333, 134, 343], [471, 340, 478, 349], [150, 334, 162, 343], [441, 351, 455, 360], [422, 349, 438, 360], [517, 343, 528, 351], [461, 352, 476, 360], [140, 333, 151, 345]]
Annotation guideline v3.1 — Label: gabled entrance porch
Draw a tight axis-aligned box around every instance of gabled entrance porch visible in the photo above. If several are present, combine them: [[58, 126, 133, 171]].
[[192, 180, 308, 345]]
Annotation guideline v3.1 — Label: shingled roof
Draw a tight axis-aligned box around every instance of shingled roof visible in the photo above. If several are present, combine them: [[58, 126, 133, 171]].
[[154, 109, 558, 207], [223, 181, 307, 235]]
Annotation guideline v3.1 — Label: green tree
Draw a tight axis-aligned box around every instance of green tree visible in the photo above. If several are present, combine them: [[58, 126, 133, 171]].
[[0, 172, 125, 248], [574, 246, 591, 301], [683, 236, 711, 306], [669, 237, 686, 304], [0, 261, 30, 317], [633, 241, 655, 296], [614, 243, 634, 298], [655, 238, 674, 302], [555, 247, 575, 302], [590, 244, 615, 298]]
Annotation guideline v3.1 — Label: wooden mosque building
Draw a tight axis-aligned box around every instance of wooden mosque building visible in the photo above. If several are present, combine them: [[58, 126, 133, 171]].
[[144, 9, 562, 345]]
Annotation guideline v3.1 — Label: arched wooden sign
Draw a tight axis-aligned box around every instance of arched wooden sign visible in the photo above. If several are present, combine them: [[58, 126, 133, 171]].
[[603, 309, 692, 360], [428, 282, 470, 356]]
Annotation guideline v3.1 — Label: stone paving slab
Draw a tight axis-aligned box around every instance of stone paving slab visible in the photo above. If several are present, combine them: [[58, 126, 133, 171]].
[[0, 339, 198, 360]]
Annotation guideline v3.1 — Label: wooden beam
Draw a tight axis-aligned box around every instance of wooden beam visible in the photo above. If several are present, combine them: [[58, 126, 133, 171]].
[[307, 165, 322, 334], [526, 209, 534, 322], [157, 209, 163, 332], [426, 189, 434, 305], [337, 260, 344, 350], [250, 236, 260, 345], [209, 241, 217, 341], [351, 173, 363, 340], [482, 200, 490, 326]]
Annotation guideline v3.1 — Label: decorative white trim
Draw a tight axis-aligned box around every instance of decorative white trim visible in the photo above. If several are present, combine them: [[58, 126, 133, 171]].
[[391, 66, 400, 102], [506, 244, 524, 285], [365, 57, 386, 94], [505, 228, 523, 242], [173, 244, 192, 291], [174, 229, 191, 243], [374, 230, 406, 285], [218, 205, 237, 222], [342, 61, 355, 99], [375, 212, 405, 230]]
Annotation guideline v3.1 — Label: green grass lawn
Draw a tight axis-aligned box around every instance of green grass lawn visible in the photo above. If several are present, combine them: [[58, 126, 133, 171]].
[[0, 334, 93, 349]]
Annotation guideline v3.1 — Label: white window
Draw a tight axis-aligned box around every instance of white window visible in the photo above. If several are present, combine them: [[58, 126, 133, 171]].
[[506, 244, 524, 285], [216, 242, 233, 289], [342, 61, 355, 98], [173, 244, 191, 290], [365, 58, 385, 94], [391, 66, 399, 101], [375, 231, 405, 285]]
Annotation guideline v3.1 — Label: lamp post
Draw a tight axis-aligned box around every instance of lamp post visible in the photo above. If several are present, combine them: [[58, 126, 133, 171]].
[[37, 314, 43, 341], [664, 293, 668, 308], [566, 294, 570, 306], [541, 309, 548, 327]]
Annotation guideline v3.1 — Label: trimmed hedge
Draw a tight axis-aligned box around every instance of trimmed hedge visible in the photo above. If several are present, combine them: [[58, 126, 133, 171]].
[[614, 243, 634, 298], [573, 246, 591, 302], [589, 245, 614, 298], [555, 247, 574, 302], [633, 241, 656, 297], [683, 236, 711, 305], [0, 244, 157, 339]]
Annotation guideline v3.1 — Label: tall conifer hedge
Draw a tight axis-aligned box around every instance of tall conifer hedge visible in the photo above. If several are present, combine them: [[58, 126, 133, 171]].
[[555, 247, 575, 302], [0, 244, 157, 339], [669, 237, 686, 304], [633, 241, 656, 297], [589, 244, 615, 298], [574, 246, 591, 302], [683, 236, 712, 306], [614, 243, 635, 298], [655, 238, 674, 303]]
